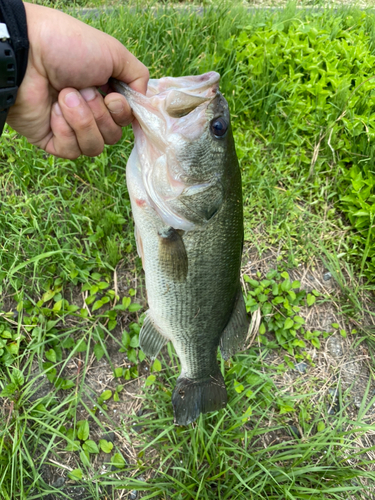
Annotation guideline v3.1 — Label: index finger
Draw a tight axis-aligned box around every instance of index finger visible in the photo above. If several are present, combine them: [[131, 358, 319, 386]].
[[111, 40, 149, 95]]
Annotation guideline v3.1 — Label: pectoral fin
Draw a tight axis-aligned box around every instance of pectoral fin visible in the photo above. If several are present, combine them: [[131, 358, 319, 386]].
[[139, 311, 167, 359], [158, 227, 188, 281], [220, 288, 250, 360]]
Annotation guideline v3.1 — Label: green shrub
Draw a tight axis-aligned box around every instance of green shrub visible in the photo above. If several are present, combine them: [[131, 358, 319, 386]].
[[226, 7, 375, 279]]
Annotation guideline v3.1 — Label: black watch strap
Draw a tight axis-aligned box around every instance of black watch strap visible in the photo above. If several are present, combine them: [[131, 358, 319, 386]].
[[0, 0, 29, 136], [0, 23, 17, 135]]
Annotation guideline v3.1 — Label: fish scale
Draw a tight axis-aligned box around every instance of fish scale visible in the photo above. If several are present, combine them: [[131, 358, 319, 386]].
[[110, 73, 249, 425]]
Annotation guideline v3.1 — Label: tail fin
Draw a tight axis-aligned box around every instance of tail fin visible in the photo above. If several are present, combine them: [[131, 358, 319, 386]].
[[172, 369, 227, 426]]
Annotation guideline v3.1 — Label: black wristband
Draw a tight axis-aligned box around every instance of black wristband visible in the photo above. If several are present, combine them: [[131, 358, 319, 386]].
[[0, 0, 28, 88]]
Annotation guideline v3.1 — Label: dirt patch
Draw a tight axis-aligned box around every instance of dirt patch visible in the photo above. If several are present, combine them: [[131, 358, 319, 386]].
[[241, 246, 375, 470]]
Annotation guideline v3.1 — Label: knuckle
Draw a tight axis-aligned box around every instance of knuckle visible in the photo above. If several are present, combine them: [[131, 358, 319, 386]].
[[82, 140, 104, 158], [86, 146, 104, 158], [142, 67, 150, 81], [67, 152, 81, 160], [105, 129, 122, 145], [77, 115, 95, 132], [57, 149, 80, 160]]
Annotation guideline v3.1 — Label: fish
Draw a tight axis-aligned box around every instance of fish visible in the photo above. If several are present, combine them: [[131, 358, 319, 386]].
[[110, 72, 249, 425]]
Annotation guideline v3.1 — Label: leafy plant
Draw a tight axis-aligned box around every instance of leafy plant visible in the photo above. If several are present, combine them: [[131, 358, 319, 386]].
[[244, 269, 328, 359]]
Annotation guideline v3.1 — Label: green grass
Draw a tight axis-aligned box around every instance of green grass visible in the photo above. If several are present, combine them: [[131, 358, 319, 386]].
[[0, 1, 375, 499]]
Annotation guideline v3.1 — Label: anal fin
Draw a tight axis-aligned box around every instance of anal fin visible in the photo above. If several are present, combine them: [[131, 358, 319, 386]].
[[220, 287, 250, 360], [139, 311, 167, 359]]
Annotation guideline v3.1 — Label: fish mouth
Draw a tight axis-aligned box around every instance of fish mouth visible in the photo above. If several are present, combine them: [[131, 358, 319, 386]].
[[110, 73, 222, 230], [110, 71, 219, 131]]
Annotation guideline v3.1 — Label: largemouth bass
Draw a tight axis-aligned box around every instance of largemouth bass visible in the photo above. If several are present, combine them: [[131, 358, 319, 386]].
[[111, 72, 249, 425]]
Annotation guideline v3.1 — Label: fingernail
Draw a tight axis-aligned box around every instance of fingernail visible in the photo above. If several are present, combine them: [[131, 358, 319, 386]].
[[107, 100, 124, 115], [80, 88, 96, 102], [54, 102, 62, 116], [64, 91, 81, 108]]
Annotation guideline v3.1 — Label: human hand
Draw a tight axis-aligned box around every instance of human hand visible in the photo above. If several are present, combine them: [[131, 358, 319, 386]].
[[6, 2, 149, 159]]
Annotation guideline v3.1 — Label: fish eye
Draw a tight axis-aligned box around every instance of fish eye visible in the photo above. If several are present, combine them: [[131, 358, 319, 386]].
[[210, 117, 228, 138]]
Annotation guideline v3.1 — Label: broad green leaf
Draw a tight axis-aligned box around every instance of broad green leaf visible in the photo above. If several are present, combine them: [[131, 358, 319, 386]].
[[45, 367, 57, 383], [0, 382, 17, 397], [108, 320, 117, 331], [85, 295, 96, 305], [53, 299, 63, 312], [284, 318, 294, 329], [62, 337, 75, 349], [272, 296, 284, 304], [75, 339, 88, 353], [45, 349, 56, 363], [128, 303, 142, 313], [311, 338, 321, 349], [127, 348, 137, 364], [98, 282, 109, 290], [12, 368, 24, 387], [99, 439, 113, 453], [130, 335, 139, 348], [68, 469, 83, 481], [306, 294, 315, 306], [92, 300, 104, 312], [152, 359, 162, 372], [65, 440, 80, 451], [145, 375, 156, 386], [122, 297, 131, 309], [122, 331, 130, 348], [77, 420, 89, 441], [234, 380, 244, 393], [82, 440, 99, 454], [94, 343, 104, 361], [317, 421, 325, 432], [60, 379, 75, 390], [281, 279, 292, 292], [42, 289, 55, 303], [279, 404, 295, 415], [111, 453, 126, 469], [242, 406, 252, 422], [101, 390, 112, 401]]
